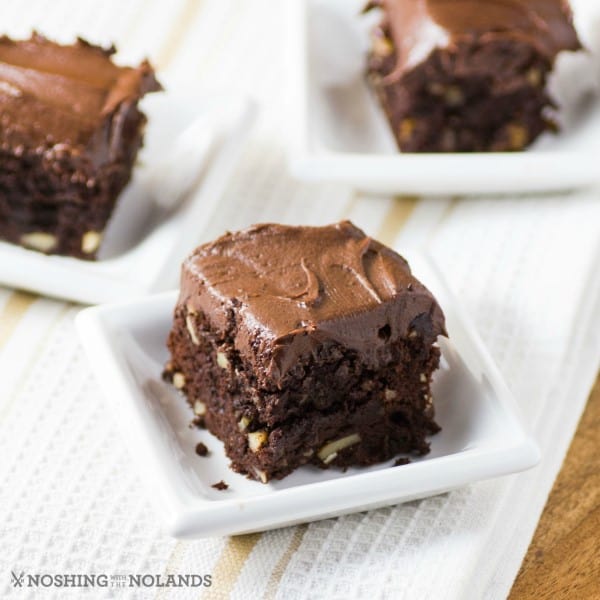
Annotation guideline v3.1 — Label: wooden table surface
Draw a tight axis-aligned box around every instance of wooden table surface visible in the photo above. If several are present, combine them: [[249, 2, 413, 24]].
[[509, 373, 600, 599]]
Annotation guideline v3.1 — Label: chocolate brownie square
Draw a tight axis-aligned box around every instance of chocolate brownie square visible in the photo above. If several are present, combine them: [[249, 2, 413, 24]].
[[165, 221, 446, 483], [0, 33, 161, 259], [365, 0, 581, 152]]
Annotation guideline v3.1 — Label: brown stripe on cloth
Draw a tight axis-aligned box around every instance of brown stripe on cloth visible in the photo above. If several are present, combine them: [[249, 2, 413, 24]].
[[0, 291, 37, 349], [201, 533, 262, 599], [264, 525, 309, 599], [155, 0, 206, 70], [376, 196, 419, 246]]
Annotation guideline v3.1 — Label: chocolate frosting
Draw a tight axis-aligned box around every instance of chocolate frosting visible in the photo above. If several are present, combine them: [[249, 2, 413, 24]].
[[368, 0, 581, 75], [0, 33, 160, 161], [180, 222, 446, 385]]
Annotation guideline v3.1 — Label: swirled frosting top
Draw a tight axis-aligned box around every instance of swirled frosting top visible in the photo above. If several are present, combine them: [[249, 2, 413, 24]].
[[367, 0, 581, 72], [181, 221, 446, 384], [0, 33, 160, 156]]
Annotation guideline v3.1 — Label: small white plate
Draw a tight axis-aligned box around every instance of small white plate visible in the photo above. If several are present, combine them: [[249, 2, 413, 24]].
[[287, 0, 600, 195], [0, 89, 255, 304], [76, 253, 539, 539]]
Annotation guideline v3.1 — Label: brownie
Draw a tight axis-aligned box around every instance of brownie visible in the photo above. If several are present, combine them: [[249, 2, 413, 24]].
[[364, 0, 582, 152], [0, 33, 161, 259], [165, 221, 446, 483]]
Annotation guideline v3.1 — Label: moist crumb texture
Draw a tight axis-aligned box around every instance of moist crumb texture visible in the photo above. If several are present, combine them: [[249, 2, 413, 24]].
[[365, 0, 582, 152], [195, 442, 209, 457], [0, 33, 161, 259], [165, 221, 446, 483]]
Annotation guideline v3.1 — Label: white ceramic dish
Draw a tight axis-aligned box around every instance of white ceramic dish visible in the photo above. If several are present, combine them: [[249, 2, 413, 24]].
[[287, 0, 600, 195], [76, 253, 539, 539], [0, 89, 255, 304]]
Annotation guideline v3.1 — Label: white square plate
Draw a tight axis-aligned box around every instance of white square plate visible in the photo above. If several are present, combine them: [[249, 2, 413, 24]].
[[287, 0, 600, 195], [0, 89, 255, 304], [76, 253, 539, 539]]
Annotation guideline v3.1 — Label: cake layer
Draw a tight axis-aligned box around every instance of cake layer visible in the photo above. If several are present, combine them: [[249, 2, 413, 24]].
[[168, 302, 439, 427], [166, 304, 441, 482]]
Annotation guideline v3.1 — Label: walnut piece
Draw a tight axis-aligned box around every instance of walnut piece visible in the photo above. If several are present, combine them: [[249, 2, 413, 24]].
[[21, 232, 57, 252], [238, 416, 251, 432], [317, 433, 361, 463], [193, 400, 207, 416], [172, 372, 186, 389], [186, 314, 200, 345], [384, 389, 397, 400], [216, 351, 230, 369], [81, 231, 102, 254], [248, 430, 268, 452]]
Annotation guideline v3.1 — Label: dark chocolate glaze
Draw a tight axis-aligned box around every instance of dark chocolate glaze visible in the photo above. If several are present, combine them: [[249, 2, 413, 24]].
[[367, 0, 581, 78], [0, 33, 161, 164], [179, 221, 446, 385]]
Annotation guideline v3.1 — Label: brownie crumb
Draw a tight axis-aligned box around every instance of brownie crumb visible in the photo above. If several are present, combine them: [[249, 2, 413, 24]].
[[162, 362, 174, 381], [191, 416, 206, 429], [393, 457, 411, 467], [195, 442, 209, 457], [211, 480, 228, 491]]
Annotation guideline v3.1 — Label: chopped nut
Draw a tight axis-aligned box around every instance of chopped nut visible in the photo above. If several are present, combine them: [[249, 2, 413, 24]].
[[444, 85, 464, 107], [238, 416, 251, 432], [20, 232, 57, 252], [81, 230, 102, 254], [303, 449, 314, 458], [253, 468, 268, 484], [172, 372, 186, 389], [427, 82, 445, 96], [398, 118, 415, 143], [384, 389, 397, 400], [408, 330, 418, 338], [186, 302, 197, 315], [424, 395, 434, 418], [317, 433, 361, 463], [372, 33, 393, 57], [420, 373, 427, 383], [507, 124, 528, 150], [193, 400, 207, 416], [186, 314, 200, 345], [216, 351, 230, 369], [248, 430, 268, 452], [526, 68, 542, 87], [323, 452, 338, 465]]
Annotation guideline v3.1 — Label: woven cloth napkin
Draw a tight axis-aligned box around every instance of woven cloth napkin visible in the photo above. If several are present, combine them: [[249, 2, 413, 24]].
[[1, 2, 599, 599]]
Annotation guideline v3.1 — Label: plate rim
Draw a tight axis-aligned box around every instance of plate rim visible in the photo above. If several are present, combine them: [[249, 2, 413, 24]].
[[287, 0, 600, 195], [75, 257, 540, 539]]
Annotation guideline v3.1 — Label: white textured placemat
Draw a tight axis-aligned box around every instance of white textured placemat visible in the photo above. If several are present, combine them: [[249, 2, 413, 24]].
[[1, 2, 599, 599]]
